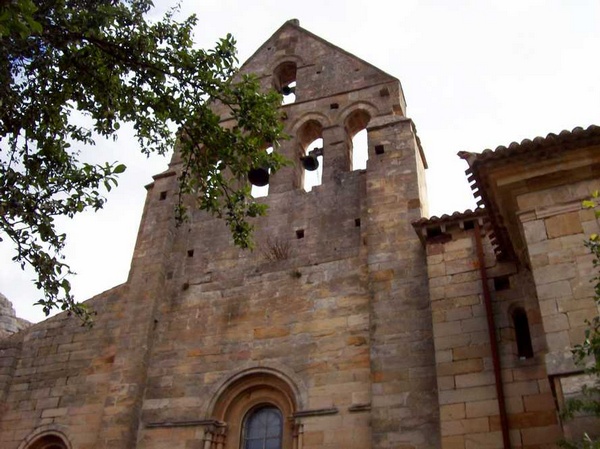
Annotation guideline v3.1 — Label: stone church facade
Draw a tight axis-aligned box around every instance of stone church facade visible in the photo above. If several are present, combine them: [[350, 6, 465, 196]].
[[1, 20, 599, 449]]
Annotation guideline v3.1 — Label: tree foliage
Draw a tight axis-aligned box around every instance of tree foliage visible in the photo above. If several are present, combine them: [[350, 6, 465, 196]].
[[0, 0, 286, 323], [560, 191, 600, 449]]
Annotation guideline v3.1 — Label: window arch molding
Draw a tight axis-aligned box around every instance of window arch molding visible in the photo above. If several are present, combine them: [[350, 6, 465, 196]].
[[19, 427, 72, 449], [337, 101, 379, 129], [206, 368, 304, 449], [290, 112, 331, 135], [343, 108, 371, 139]]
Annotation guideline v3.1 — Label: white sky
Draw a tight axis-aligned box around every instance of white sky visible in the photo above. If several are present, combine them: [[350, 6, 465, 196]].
[[2, 0, 599, 323]]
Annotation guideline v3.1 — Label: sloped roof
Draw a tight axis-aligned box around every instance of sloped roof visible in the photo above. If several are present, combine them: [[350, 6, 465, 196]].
[[458, 125, 600, 168], [412, 125, 600, 258], [412, 208, 490, 246], [458, 125, 600, 261]]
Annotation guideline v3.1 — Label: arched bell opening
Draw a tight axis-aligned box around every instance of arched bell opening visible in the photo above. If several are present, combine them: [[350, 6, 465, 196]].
[[296, 120, 323, 192], [25, 434, 70, 449], [250, 146, 274, 198], [273, 62, 297, 105], [345, 109, 371, 171]]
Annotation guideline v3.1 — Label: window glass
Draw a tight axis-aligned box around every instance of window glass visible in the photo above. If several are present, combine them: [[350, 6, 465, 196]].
[[243, 406, 283, 449]]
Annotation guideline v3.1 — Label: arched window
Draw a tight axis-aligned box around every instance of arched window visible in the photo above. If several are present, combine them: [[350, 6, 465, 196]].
[[241, 406, 283, 449], [209, 370, 299, 449], [345, 109, 370, 171], [512, 307, 534, 359]]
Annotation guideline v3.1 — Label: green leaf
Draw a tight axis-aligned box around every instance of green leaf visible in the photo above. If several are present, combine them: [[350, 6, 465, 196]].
[[0, 0, 286, 323]]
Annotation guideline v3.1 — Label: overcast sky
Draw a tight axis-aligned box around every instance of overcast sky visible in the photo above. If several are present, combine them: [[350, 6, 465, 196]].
[[2, 0, 599, 323]]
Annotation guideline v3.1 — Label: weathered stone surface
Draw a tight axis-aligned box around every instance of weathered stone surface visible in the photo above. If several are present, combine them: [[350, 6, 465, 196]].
[[2, 19, 599, 449]]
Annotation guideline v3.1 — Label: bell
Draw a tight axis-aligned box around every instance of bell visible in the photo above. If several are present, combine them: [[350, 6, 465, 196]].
[[248, 167, 270, 186], [301, 154, 319, 171], [282, 85, 296, 96]]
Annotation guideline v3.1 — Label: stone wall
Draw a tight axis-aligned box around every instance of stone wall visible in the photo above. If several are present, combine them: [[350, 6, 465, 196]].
[[518, 178, 600, 441], [0, 21, 440, 449], [132, 21, 436, 449], [422, 218, 561, 448], [0, 286, 127, 449]]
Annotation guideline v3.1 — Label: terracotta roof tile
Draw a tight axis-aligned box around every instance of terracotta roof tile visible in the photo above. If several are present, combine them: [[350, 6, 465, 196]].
[[411, 208, 487, 228], [458, 125, 600, 165]]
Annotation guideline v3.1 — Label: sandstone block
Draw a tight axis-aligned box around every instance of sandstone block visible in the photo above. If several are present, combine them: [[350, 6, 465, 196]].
[[440, 403, 466, 421], [545, 212, 583, 238], [522, 220, 547, 244], [465, 399, 499, 418]]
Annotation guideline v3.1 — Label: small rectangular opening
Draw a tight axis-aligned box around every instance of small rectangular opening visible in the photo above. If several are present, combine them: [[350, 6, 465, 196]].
[[330, 103, 339, 109], [375, 145, 385, 155], [379, 87, 390, 97], [355, 218, 361, 227], [426, 227, 443, 239], [494, 276, 510, 291], [159, 191, 167, 200], [463, 220, 475, 230], [187, 249, 194, 258], [296, 229, 305, 239]]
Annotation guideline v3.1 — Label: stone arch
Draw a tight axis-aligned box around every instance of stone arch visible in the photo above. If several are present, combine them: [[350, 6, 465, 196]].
[[340, 104, 377, 170], [19, 427, 72, 449], [337, 101, 379, 130], [206, 366, 305, 416], [206, 367, 303, 449], [295, 118, 325, 191], [290, 112, 331, 135], [270, 56, 303, 82]]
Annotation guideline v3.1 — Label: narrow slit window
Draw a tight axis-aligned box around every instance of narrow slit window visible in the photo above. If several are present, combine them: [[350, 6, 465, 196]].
[[512, 307, 534, 359]]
